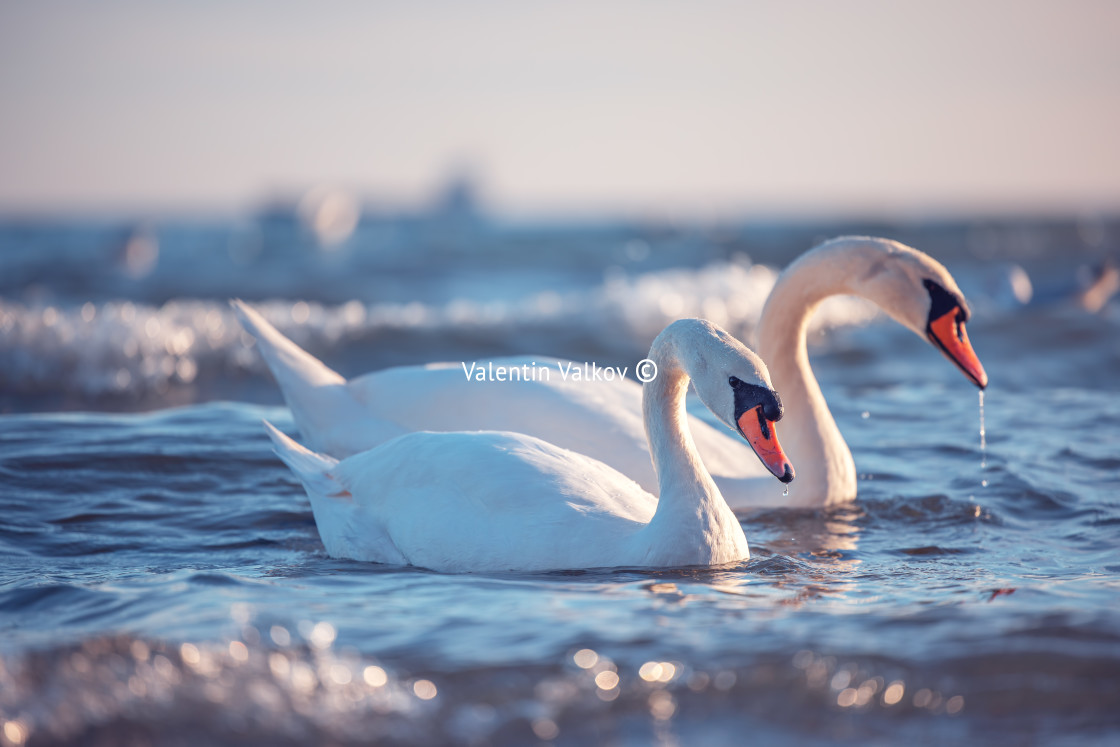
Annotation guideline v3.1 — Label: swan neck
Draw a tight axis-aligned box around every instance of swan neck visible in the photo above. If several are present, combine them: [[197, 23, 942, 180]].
[[643, 353, 704, 502], [756, 261, 834, 452], [640, 331, 745, 560], [756, 244, 861, 504], [757, 254, 848, 374]]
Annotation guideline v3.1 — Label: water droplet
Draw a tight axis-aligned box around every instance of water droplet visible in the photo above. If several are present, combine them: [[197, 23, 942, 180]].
[[532, 718, 560, 740], [573, 648, 598, 668], [269, 625, 291, 647], [363, 665, 387, 687], [413, 678, 438, 700], [308, 621, 336, 649], [782, 485, 789, 497], [978, 390, 987, 474], [594, 670, 620, 690]]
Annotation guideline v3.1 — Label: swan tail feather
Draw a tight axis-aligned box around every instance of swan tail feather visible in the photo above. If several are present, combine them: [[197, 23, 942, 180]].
[[231, 299, 355, 447], [263, 421, 349, 500]]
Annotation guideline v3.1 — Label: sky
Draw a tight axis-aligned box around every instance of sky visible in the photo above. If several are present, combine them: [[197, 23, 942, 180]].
[[1, 0, 1119, 218]]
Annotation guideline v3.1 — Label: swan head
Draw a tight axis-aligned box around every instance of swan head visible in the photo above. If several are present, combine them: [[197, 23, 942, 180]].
[[832, 237, 989, 389], [728, 375, 795, 484], [666, 319, 796, 483]]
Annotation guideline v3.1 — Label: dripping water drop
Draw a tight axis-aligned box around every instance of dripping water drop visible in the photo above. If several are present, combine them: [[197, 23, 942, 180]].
[[783, 485, 789, 497], [978, 390, 987, 474]]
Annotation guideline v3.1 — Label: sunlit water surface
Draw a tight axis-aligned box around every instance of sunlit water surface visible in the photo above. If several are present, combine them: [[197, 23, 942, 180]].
[[1, 219, 1119, 745]]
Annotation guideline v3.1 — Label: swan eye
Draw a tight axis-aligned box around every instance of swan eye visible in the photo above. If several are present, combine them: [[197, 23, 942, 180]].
[[729, 376, 741, 386], [922, 278, 964, 323]]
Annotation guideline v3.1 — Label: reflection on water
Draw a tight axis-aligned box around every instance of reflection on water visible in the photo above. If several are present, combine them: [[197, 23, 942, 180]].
[[753, 506, 863, 560]]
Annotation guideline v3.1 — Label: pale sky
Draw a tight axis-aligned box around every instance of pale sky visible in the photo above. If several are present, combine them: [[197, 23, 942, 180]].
[[1, 0, 1118, 217]]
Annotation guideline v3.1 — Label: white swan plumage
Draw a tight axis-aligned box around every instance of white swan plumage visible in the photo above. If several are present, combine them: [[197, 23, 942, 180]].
[[264, 319, 793, 572], [235, 236, 987, 510]]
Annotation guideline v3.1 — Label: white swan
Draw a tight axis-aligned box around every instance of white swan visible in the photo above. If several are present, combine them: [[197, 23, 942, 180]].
[[233, 236, 987, 510], [753, 236, 986, 507], [264, 319, 794, 572]]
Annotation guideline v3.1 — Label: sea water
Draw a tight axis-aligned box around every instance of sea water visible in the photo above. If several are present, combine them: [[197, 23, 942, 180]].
[[2, 217, 1119, 744]]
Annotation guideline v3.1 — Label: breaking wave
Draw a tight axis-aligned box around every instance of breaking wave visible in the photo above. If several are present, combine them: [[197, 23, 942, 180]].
[[0, 259, 879, 408]]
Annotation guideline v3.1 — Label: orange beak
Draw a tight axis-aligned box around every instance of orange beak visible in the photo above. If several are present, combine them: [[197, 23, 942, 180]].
[[737, 405, 795, 484], [927, 308, 988, 389]]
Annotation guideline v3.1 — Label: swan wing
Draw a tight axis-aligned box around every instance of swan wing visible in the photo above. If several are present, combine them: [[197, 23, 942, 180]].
[[231, 300, 409, 455], [327, 431, 657, 572], [345, 358, 656, 482]]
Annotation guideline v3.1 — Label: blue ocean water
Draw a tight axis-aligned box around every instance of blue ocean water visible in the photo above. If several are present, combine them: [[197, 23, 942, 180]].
[[1, 214, 1119, 745]]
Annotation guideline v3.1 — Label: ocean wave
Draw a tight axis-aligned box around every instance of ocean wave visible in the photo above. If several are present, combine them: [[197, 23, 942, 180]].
[[0, 259, 880, 409], [2, 630, 1114, 746]]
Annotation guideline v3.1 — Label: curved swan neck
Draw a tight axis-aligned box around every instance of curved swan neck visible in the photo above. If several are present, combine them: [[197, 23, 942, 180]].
[[643, 351, 710, 504], [755, 238, 890, 505], [640, 326, 744, 559], [757, 240, 869, 383]]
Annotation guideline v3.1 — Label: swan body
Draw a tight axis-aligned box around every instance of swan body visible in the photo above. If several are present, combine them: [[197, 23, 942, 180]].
[[235, 236, 987, 511], [233, 306, 780, 494], [265, 319, 793, 572]]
